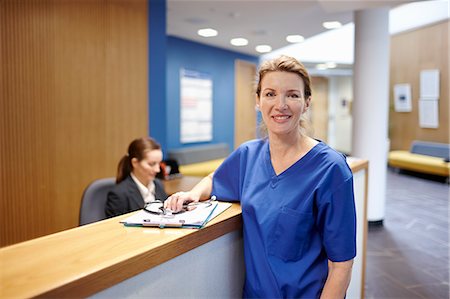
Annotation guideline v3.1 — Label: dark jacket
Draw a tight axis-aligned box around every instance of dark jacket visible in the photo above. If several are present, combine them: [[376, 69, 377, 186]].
[[105, 175, 167, 218]]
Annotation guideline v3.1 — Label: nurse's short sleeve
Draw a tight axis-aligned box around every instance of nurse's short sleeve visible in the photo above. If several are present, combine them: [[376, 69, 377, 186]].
[[212, 148, 242, 202], [317, 176, 357, 262]]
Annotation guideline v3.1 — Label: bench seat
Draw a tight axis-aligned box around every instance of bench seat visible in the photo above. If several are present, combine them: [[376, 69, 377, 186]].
[[388, 150, 450, 177], [168, 143, 229, 177], [178, 158, 225, 177]]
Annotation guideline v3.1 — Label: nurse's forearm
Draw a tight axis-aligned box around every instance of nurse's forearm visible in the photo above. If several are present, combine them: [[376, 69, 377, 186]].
[[190, 172, 214, 201], [320, 259, 353, 299]]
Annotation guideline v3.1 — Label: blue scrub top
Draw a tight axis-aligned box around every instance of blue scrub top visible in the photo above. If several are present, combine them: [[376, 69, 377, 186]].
[[212, 139, 356, 298]]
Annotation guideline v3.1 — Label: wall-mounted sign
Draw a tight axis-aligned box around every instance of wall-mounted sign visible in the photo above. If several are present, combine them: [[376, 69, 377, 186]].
[[419, 98, 439, 128], [180, 69, 213, 143], [420, 69, 440, 98], [419, 69, 439, 128], [393, 83, 412, 112]]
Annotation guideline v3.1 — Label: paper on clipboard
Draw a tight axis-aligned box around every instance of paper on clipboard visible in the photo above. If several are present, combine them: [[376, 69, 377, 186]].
[[121, 202, 232, 228]]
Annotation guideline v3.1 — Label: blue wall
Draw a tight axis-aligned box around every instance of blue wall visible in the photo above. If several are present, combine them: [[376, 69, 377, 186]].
[[148, 0, 167, 151], [165, 37, 258, 151]]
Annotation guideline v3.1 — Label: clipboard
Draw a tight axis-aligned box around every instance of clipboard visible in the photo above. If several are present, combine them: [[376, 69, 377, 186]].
[[121, 202, 232, 229]]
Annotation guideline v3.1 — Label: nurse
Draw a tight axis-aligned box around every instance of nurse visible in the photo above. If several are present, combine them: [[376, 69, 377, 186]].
[[165, 55, 356, 298]]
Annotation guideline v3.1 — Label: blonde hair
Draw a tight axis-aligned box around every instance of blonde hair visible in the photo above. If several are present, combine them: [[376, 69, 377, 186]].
[[256, 55, 313, 137]]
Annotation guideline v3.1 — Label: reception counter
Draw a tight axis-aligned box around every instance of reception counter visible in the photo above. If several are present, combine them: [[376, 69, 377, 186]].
[[0, 159, 368, 299]]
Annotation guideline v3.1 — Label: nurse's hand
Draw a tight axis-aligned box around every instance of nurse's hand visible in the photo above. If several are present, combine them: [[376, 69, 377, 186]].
[[164, 191, 200, 213]]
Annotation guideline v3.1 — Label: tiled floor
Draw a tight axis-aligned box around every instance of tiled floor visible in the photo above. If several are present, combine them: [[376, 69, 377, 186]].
[[365, 168, 449, 299]]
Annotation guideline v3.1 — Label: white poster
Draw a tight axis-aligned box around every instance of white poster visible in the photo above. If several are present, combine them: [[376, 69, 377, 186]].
[[420, 69, 440, 98], [393, 83, 412, 112], [419, 98, 439, 128], [180, 69, 213, 143]]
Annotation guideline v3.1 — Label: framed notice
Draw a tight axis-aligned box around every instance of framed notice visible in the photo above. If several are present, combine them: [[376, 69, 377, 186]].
[[393, 83, 412, 112], [180, 69, 213, 143], [419, 98, 439, 128], [420, 69, 439, 98], [419, 69, 440, 128]]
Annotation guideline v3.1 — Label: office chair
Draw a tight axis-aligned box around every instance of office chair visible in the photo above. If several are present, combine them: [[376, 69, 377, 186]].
[[79, 177, 116, 226]]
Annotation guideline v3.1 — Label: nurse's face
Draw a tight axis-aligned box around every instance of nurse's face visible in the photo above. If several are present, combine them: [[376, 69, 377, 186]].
[[131, 149, 163, 186], [257, 71, 310, 137]]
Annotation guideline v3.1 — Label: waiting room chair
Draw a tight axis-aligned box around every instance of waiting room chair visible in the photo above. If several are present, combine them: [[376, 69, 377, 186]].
[[79, 177, 116, 226]]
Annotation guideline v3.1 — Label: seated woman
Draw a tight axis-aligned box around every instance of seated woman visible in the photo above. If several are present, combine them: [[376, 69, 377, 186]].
[[105, 137, 167, 217]]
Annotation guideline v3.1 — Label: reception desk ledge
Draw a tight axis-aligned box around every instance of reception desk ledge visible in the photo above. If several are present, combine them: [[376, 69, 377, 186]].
[[0, 159, 367, 299], [0, 203, 242, 298]]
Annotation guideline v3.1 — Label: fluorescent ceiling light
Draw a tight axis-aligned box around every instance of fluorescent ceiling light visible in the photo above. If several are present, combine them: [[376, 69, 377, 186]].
[[197, 28, 218, 37], [286, 35, 304, 43], [389, 0, 450, 34], [323, 21, 342, 29], [263, 0, 447, 66], [255, 45, 272, 53], [230, 38, 248, 46], [262, 23, 354, 65]]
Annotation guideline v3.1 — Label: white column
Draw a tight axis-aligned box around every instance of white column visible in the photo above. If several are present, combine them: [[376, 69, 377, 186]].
[[352, 8, 390, 223]]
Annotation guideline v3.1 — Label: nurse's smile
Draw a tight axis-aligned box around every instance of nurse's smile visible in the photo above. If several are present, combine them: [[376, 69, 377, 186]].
[[272, 114, 291, 123]]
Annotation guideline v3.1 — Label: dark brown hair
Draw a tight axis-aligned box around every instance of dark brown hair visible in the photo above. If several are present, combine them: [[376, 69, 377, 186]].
[[116, 137, 161, 184]]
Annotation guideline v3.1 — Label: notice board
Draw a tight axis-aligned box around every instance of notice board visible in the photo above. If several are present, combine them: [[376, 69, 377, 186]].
[[180, 69, 213, 143]]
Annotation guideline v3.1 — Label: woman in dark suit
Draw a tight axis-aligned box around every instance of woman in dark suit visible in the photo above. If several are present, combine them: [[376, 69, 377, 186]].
[[105, 137, 167, 217]]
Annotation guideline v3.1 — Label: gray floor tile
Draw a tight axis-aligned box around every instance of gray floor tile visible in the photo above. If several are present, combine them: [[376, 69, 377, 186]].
[[365, 169, 449, 299], [408, 282, 449, 299]]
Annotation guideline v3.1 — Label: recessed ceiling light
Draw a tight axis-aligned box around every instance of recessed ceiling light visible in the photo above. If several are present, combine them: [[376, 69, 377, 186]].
[[230, 38, 248, 46], [326, 62, 337, 68], [286, 35, 304, 43], [255, 45, 272, 53], [322, 21, 342, 29], [197, 28, 218, 37], [316, 63, 328, 70]]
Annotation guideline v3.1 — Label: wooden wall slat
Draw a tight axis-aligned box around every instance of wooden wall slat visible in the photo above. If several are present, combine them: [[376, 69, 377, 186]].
[[310, 76, 329, 142], [0, 0, 148, 246], [234, 60, 257, 149], [389, 20, 449, 150]]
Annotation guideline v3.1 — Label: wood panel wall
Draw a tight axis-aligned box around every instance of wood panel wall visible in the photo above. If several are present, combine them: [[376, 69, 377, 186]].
[[0, 0, 149, 247], [310, 76, 329, 142], [389, 20, 449, 150], [234, 60, 257, 149]]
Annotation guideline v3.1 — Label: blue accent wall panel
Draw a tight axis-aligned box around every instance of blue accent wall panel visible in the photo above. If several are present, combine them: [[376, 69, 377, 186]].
[[166, 36, 258, 151], [148, 0, 167, 152]]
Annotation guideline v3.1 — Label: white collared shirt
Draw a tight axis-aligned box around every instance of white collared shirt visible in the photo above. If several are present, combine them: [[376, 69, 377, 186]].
[[130, 173, 156, 204]]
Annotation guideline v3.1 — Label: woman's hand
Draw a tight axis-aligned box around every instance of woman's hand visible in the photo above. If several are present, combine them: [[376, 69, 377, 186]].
[[164, 172, 214, 213], [164, 191, 200, 213]]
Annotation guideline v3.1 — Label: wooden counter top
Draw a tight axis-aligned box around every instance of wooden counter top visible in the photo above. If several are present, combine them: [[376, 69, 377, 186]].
[[347, 157, 369, 173], [0, 203, 242, 299], [163, 175, 203, 195], [0, 162, 368, 299]]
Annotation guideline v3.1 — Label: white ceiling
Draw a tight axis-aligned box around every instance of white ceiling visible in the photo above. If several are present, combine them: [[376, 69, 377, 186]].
[[167, 0, 415, 57], [264, 0, 449, 70]]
